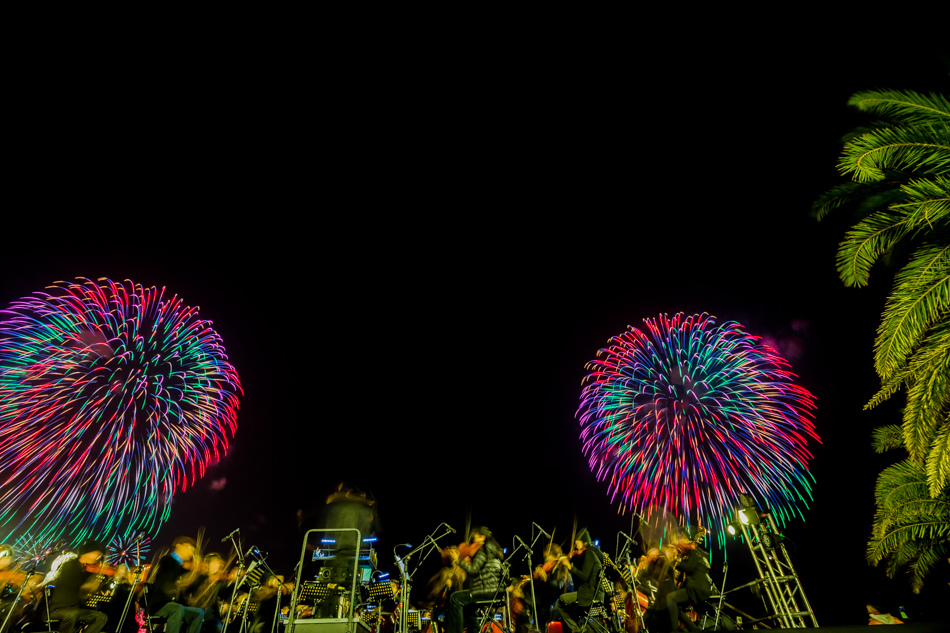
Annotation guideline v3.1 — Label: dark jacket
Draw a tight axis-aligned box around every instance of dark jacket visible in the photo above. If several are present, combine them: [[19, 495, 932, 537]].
[[47, 558, 89, 611], [569, 546, 604, 607], [677, 548, 712, 604], [149, 554, 186, 612], [458, 541, 503, 594]]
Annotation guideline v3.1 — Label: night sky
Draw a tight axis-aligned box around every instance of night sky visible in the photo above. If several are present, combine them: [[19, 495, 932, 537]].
[[3, 36, 949, 628]]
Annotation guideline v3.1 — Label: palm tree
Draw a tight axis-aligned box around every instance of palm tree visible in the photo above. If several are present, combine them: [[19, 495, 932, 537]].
[[815, 89, 950, 587], [868, 426, 950, 592]]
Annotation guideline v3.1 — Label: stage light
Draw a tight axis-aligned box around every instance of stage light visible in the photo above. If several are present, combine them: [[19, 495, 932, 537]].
[[726, 523, 737, 536], [737, 493, 761, 526]]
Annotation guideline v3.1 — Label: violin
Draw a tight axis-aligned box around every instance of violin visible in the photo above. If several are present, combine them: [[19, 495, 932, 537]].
[[508, 576, 530, 616], [457, 540, 483, 561], [83, 562, 117, 576]]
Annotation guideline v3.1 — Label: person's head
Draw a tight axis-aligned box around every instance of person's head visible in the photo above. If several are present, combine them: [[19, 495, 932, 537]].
[[471, 527, 490, 545], [441, 545, 459, 566], [77, 541, 105, 565], [674, 538, 696, 555], [205, 553, 225, 574], [115, 563, 133, 582], [574, 528, 593, 554], [172, 536, 198, 561], [0, 545, 14, 569]]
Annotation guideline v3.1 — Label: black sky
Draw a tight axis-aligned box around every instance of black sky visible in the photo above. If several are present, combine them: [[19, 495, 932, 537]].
[[3, 35, 949, 627]]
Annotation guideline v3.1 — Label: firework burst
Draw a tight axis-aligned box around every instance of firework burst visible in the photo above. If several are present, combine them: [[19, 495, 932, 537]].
[[0, 278, 242, 546], [577, 313, 818, 538], [108, 533, 151, 567]]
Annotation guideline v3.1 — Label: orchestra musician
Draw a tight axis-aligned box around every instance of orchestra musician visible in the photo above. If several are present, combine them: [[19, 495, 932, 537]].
[[100, 563, 141, 633], [554, 530, 604, 633], [44, 541, 110, 633], [185, 552, 229, 633], [0, 545, 25, 595], [426, 545, 466, 612], [532, 542, 572, 630], [249, 574, 292, 633], [664, 529, 711, 633], [445, 526, 504, 633], [149, 536, 205, 633]]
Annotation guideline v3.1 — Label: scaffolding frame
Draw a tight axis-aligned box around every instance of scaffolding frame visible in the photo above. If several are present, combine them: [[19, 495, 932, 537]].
[[737, 513, 817, 629]]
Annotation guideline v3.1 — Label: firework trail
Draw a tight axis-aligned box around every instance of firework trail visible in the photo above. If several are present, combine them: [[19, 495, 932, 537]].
[[577, 313, 818, 539], [0, 278, 242, 546]]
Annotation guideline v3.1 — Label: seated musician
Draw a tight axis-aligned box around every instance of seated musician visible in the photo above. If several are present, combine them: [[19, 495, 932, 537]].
[[554, 530, 604, 633], [185, 552, 228, 633], [0, 545, 25, 594], [664, 530, 711, 633], [100, 563, 141, 633], [149, 536, 205, 633], [249, 574, 291, 633], [45, 541, 110, 633], [533, 543, 571, 630], [445, 526, 504, 633]]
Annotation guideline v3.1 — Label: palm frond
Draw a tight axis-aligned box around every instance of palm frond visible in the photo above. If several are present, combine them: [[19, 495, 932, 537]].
[[838, 124, 950, 183], [926, 417, 950, 497], [906, 541, 950, 593], [892, 175, 950, 232], [812, 179, 908, 222], [871, 424, 906, 453], [903, 390, 944, 468], [895, 320, 950, 468], [848, 90, 950, 126], [868, 319, 950, 411], [868, 458, 950, 591], [867, 371, 908, 409], [874, 242, 950, 380], [813, 181, 879, 221], [835, 208, 914, 287]]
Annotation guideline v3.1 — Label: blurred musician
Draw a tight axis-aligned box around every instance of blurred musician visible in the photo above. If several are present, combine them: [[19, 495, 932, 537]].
[[249, 574, 292, 633], [664, 529, 711, 633], [149, 536, 204, 633], [0, 545, 25, 594], [554, 530, 604, 633], [185, 552, 228, 633], [640, 545, 679, 632], [100, 564, 140, 633], [533, 543, 571, 630], [44, 541, 109, 633], [445, 526, 503, 633]]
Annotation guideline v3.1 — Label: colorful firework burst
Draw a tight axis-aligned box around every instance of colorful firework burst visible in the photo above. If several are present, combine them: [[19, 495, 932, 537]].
[[108, 533, 151, 567], [577, 313, 818, 539], [12, 532, 58, 567], [0, 278, 242, 546]]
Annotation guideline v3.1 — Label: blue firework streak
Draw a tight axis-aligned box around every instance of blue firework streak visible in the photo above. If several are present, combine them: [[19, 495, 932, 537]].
[[577, 313, 819, 538]]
